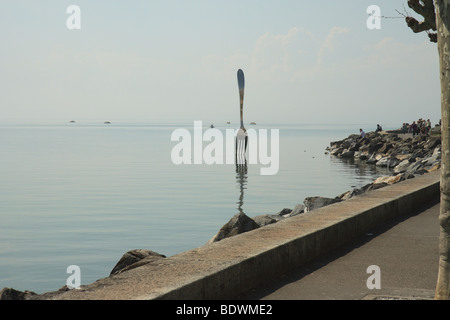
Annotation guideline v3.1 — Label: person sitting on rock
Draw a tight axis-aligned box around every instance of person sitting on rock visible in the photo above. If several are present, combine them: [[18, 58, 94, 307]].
[[375, 124, 382, 133], [359, 128, 366, 138]]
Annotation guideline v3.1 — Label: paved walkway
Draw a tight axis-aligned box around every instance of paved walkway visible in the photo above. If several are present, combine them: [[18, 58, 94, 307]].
[[241, 199, 440, 300]]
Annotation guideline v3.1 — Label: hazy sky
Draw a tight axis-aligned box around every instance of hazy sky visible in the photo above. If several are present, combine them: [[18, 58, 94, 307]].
[[0, 1, 442, 127]]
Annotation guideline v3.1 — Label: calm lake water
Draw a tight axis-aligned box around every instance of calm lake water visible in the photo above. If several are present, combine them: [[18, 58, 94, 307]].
[[0, 122, 395, 293]]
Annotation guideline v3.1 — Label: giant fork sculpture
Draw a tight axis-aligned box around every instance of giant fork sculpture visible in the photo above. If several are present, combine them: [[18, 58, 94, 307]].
[[235, 69, 248, 166]]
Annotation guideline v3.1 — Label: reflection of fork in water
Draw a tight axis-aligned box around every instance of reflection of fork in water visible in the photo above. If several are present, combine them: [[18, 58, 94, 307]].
[[235, 161, 247, 214]]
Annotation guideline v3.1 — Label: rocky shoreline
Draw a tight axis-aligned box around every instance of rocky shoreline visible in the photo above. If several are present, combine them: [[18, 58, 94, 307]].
[[205, 130, 441, 243], [0, 130, 442, 300]]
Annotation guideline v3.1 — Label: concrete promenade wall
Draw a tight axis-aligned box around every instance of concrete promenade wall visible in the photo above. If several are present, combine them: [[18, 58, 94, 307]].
[[50, 171, 440, 300]]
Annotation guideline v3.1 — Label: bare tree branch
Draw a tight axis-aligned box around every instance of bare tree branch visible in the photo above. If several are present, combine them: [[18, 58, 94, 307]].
[[428, 32, 438, 43], [406, 16, 433, 32], [407, 0, 437, 31]]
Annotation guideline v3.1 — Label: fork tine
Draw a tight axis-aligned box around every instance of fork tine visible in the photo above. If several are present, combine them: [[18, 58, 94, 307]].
[[235, 136, 247, 165]]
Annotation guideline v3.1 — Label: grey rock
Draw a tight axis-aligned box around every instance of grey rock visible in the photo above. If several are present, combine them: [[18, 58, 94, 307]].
[[432, 147, 441, 158], [349, 142, 362, 152], [412, 135, 427, 144], [340, 150, 355, 158], [330, 147, 344, 156], [378, 143, 394, 154], [387, 158, 401, 168], [422, 157, 439, 167], [424, 137, 441, 150], [375, 157, 389, 167], [422, 151, 441, 166], [414, 168, 429, 175], [375, 157, 400, 168], [368, 142, 384, 154], [339, 171, 415, 201], [361, 182, 389, 192], [366, 156, 377, 164], [339, 188, 364, 201], [406, 161, 424, 174], [393, 159, 411, 174], [252, 214, 279, 227], [207, 213, 260, 244], [303, 196, 341, 212], [110, 249, 166, 276], [358, 151, 370, 160], [0, 287, 37, 300], [396, 145, 412, 154], [340, 138, 353, 149], [288, 204, 305, 217], [367, 153, 384, 165], [276, 208, 292, 217], [412, 150, 425, 159]]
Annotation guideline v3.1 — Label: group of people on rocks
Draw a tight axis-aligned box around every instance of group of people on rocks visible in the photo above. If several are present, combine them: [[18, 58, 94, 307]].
[[359, 119, 438, 139], [359, 124, 382, 138], [401, 118, 433, 136]]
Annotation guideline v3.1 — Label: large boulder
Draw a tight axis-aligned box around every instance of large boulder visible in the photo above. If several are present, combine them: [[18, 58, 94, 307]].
[[110, 249, 166, 276], [373, 174, 406, 185], [378, 143, 394, 154], [406, 161, 424, 174], [387, 158, 401, 168], [357, 150, 370, 160], [252, 204, 305, 227], [303, 196, 341, 212], [368, 141, 384, 154], [360, 182, 389, 193], [423, 136, 441, 150], [339, 188, 365, 201], [375, 157, 400, 168], [0, 287, 37, 300], [330, 147, 344, 156], [276, 208, 293, 217], [393, 159, 411, 174], [289, 204, 306, 217], [427, 162, 441, 172], [395, 153, 412, 161], [207, 213, 260, 244], [252, 214, 279, 227], [340, 150, 355, 158], [432, 146, 442, 157], [349, 142, 362, 152], [422, 149, 441, 168]]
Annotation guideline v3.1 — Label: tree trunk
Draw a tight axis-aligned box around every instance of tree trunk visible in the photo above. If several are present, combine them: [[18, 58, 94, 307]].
[[435, 0, 450, 300]]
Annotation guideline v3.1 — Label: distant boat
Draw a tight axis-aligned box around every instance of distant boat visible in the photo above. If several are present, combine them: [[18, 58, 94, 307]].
[[227, 121, 231, 124], [210, 124, 214, 128], [69, 120, 75, 123], [250, 122, 256, 125], [104, 121, 111, 124]]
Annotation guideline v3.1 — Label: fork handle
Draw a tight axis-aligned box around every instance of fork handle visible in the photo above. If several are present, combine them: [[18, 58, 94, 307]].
[[240, 89, 244, 128], [237, 69, 245, 128]]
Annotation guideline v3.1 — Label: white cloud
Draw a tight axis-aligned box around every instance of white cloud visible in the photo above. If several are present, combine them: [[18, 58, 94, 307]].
[[248, 27, 315, 78], [316, 26, 350, 68], [199, 26, 353, 82]]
